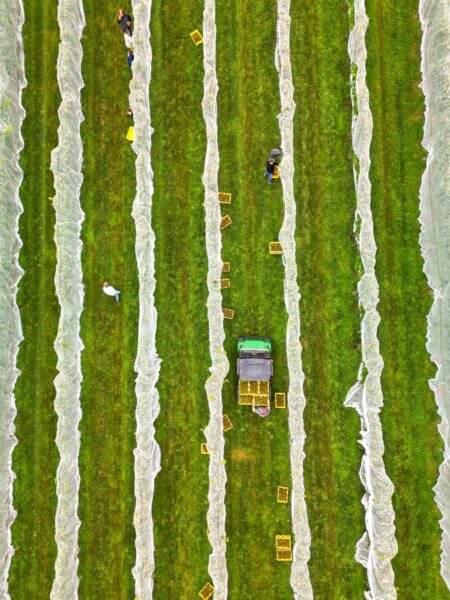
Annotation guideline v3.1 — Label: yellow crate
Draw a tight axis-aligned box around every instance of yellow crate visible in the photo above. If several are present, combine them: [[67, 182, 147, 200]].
[[219, 192, 232, 204], [222, 308, 234, 320], [223, 414, 233, 432], [277, 486, 289, 503], [253, 395, 270, 407], [201, 443, 209, 455], [222, 261, 230, 272], [276, 535, 292, 549], [269, 242, 283, 254], [249, 380, 258, 394], [220, 279, 230, 289], [239, 380, 250, 393], [238, 394, 254, 406], [198, 582, 214, 599], [220, 214, 232, 230], [275, 392, 286, 409], [190, 29, 203, 46], [258, 381, 270, 395], [276, 548, 292, 562]]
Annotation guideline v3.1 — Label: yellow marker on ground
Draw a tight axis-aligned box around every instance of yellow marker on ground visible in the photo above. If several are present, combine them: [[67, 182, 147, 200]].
[[200, 443, 209, 455], [223, 308, 234, 320], [220, 279, 230, 289], [222, 261, 230, 272], [190, 29, 203, 46]]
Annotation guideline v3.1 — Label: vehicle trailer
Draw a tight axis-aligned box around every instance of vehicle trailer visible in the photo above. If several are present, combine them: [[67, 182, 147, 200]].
[[236, 336, 273, 417]]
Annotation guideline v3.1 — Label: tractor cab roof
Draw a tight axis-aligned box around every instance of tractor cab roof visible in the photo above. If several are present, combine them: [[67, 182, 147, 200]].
[[237, 336, 272, 354]]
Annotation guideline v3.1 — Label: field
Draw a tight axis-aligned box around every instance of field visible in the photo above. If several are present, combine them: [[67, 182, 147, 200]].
[[1, 0, 448, 599]]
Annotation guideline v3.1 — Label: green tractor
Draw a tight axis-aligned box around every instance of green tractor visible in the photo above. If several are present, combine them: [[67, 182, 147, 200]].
[[236, 336, 273, 417]]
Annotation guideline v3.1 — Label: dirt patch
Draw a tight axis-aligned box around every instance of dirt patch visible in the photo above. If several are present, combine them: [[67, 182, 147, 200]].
[[231, 448, 252, 462]]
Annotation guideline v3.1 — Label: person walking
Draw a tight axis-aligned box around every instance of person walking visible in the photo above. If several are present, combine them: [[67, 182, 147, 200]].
[[264, 157, 278, 184], [117, 8, 132, 34], [103, 281, 121, 303]]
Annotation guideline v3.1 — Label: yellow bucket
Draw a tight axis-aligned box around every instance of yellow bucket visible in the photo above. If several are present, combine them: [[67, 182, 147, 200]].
[[126, 126, 135, 142]]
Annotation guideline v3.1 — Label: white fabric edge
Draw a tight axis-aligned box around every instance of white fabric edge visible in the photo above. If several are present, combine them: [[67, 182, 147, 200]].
[[0, 1, 25, 596], [129, 1, 162, 598], [418, 0, 450, 590], [275, 2, 313, 598], [49, 2, 85, 597], [202, 1, 229, 598], [344, 1, 398, 598]]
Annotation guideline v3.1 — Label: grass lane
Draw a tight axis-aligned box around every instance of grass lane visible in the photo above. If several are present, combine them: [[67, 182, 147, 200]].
[[150, 1, 211, 597], [217, 2, 292, 597], [366, 1, 448, 597], [10, 1, 59, 596], [291, 1, 366, 597], [77, 3, 138, 597]]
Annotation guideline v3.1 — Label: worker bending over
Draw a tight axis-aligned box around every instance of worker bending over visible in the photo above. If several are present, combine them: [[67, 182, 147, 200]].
[[264, 157, 278, 185], [117, 8, 132, 33]]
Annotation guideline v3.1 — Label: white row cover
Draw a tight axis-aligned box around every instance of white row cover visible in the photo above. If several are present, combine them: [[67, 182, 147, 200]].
[[202, 1, 229, 598], [275, 1, 313, 598], [0, 1, 25, 597], [344, 1, 398, 598], [129, 1, 162, 598], [418, 0, 450, 591], [49, 1, 85, 597]]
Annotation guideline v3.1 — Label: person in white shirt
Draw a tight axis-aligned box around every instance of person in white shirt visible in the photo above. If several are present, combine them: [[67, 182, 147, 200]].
[[103, 281, 121, 303], [124, 29, 133, 49]]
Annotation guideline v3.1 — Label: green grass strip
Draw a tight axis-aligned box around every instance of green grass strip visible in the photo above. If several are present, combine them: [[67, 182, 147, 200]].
[[216, 2, 292, 598], [77, 4, 138, 597], [291, 0, 367, 597], [10, 1, 60, 596], [365, 0, 448, 597], [150, 1, 211, 597]]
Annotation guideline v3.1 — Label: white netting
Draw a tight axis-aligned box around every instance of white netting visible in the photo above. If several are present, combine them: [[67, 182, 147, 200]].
[[129, 1, 162, 598], [418, 0, 450, 590], [202, 1, 229, 598], [275, 2, 313, 598], [0, 1, 25, 597], [49, 1, 85, 597], [344, 1, 398, 598]]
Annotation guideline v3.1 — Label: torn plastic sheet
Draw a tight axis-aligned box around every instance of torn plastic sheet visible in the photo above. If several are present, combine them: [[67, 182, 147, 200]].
[[0, 1, 25, 596], [202, 1, 229, 598], [275, 2, 313, 598], [49, 1, 85, 597], [419, 0, 450, 590], [129, 1, 162, 598], [345, 1, 398, 598]]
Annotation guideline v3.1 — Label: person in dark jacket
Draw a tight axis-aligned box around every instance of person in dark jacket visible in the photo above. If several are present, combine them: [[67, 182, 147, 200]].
[[117, 8, 132, 33], [264, 157, 278, 184], [127, 49, 134, 71]]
